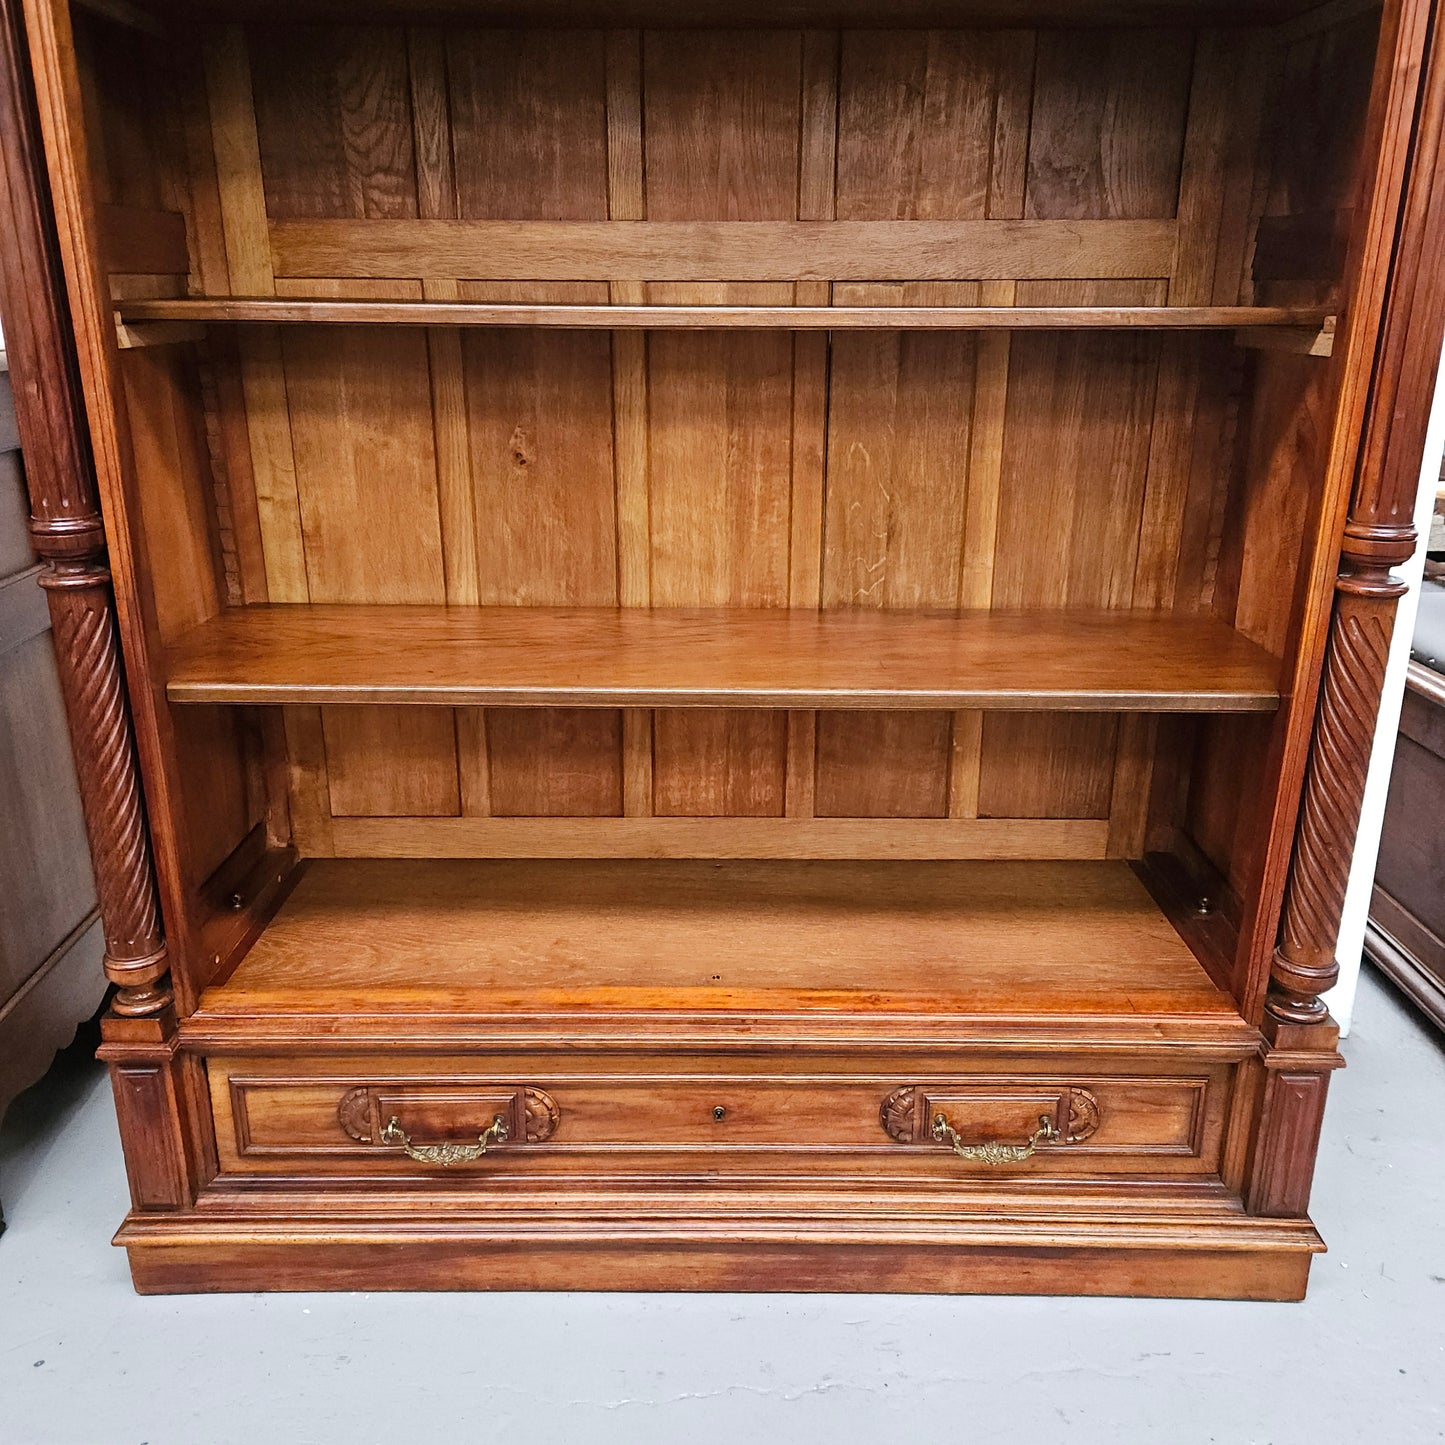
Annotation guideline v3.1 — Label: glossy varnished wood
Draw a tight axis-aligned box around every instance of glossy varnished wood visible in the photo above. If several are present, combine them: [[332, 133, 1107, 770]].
[[114, 296, 1335, 336], [164, 605, 1283, 711], [12, 0, 1437, 1300], [196, 857, 1240, 1023]]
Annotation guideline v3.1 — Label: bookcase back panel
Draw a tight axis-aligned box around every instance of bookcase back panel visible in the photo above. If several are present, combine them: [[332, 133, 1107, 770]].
[[66, 13, 1376, 865], [170, 22, 1268, 858]]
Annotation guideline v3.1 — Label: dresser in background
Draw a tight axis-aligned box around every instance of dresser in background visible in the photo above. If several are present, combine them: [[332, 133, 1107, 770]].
[[0, 352, 107, 1222], [1367, 581, 1445, 1033]]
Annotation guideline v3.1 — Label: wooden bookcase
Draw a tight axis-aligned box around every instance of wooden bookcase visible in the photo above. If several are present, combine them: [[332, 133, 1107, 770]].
[[2, 0, 1443, 1297]]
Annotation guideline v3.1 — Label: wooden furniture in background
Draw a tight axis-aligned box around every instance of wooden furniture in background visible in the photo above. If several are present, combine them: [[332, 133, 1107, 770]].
[[0, 323, 107, 1227], [1366, 582, 1445, 1032], [3, 0, 1445, 1296]]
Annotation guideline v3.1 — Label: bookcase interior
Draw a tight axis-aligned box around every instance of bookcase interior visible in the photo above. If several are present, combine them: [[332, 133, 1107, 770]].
[[74, 0, 1385, 1026]]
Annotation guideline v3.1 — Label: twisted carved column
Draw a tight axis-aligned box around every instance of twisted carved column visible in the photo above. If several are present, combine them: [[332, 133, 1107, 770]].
[[0, 0, 170, 1018], [1267, 525, 1413, 1025]]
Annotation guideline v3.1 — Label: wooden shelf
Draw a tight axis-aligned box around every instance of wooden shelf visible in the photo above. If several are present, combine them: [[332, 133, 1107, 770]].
[[189, 858, 1251, 1046], [115, 296, 1335, 341], [163, 606, 1282, 712]]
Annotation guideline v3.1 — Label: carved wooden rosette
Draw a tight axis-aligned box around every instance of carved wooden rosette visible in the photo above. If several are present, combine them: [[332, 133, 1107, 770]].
[[0, 0, 170, 1017], [1268, 525, 1412, 1025]]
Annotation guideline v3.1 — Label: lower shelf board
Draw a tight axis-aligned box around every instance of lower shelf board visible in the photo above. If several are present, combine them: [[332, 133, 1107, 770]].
[[189, 858, 1254, 1051]]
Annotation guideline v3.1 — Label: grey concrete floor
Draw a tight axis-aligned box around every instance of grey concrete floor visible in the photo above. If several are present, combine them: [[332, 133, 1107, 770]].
[[1, 968, 1442, 1445]]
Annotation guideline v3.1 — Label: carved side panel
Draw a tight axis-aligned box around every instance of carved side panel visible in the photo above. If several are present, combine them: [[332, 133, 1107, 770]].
[[0, 0, 170, 1017], [1246, 1066, 1334, 1218]]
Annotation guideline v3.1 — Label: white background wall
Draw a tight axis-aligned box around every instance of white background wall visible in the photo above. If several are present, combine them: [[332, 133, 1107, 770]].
[[1327, 339, 1445, 1033]]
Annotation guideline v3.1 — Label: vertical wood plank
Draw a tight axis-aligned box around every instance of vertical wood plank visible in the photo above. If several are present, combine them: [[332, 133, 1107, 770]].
[[408, 31, 483, 814], [948, 711, 984, 819], [408, 27, 456, 223], [282, 310, 445, 606], [322, 708, 460, 817], [487, 709, 623, 817], [607, 30, 653, 819], [204, 26, 308, 605], [980, 24, 1194, 829], [622, 708, 654, 817], [1106, 713, 1160, 857], [978, 714, 1119, 820], [282, 706, 334, 856], [448, 29, 621, 820], [250, 25, 418, 222], [815, 712, 952, 818], [644, 32, 802, 818], [652, 711, 787, 816], [203, 26, 273, 292], [785, 709, 817, 819]]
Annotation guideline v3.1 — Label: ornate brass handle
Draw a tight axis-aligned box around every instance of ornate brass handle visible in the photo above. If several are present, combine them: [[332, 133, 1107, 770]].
[[380, 1113, 509, 1166], [930, 1110, 1060, 1164]]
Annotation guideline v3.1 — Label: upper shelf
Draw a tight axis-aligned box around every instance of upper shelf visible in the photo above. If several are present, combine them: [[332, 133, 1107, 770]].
[[163, 606, 1282, 712], [115, 297, 1336, 344]]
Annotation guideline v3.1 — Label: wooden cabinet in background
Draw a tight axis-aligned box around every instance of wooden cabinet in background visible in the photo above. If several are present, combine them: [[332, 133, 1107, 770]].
[[0, 360, 106, 1221], [1, 0, 1444, 1297], [1367, 583, 1445, 1032]]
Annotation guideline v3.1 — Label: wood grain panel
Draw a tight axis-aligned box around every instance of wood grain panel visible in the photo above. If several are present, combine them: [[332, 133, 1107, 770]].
[[983, 280, 1169, 827], [815, 712, 953, 818], [329, 816, 1110, 860], [249, 25, 418, 221], [1025, 30, 1193, 221], [643, 32, 802, 819], [994, 39, 1184, 832], [824, 287, 978, 609], [642, 30, 802, 223], [978, 713, 1119, 820], [119, 349, 221, 644], [321, 707, 459, 817], [824, 38, 1021, 819], [281, 322, 444, 603], [456, 315, 617, 606], [447, 31, 618, 820], [265, 218, 1180, 282], [652, 710, 787, 817], [837, 30, 1001, 221], [448, 28, 608, 221], [275, 292, 448, 827], [486, 708, 623, 817]]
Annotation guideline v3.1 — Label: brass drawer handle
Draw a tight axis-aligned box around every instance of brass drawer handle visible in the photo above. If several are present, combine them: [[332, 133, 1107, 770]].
[[380, 1113, 508, 1166], [930, 1111, 1060, 1164]]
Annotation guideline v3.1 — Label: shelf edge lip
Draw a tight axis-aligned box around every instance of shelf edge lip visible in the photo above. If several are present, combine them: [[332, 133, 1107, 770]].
[[113, 299, 1336, 333], [162, 681, 1281, 712], [178, 1012, 1262, 1055]]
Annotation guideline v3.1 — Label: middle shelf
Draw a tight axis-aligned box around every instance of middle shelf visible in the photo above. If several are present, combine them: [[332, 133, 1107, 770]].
[[163, 606, 1281, 712]]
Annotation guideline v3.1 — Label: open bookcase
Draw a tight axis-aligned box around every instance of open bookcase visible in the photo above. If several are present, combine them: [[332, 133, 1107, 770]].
[[2, 0, 1443, 1298]]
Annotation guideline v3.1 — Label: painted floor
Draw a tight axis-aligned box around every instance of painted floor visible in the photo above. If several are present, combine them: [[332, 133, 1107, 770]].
[[1, 967, 1442, 1445]]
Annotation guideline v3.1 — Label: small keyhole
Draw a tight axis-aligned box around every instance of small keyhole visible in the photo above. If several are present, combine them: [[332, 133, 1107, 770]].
[[712, 1106, 727, 1121]]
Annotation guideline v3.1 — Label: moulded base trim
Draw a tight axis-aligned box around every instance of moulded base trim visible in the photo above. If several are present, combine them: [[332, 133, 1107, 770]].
[[116, 1205, 1322, 1300]]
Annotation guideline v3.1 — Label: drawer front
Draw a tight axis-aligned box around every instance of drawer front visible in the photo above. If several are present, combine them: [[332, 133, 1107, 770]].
[[209, 1054, 1233, 1180]]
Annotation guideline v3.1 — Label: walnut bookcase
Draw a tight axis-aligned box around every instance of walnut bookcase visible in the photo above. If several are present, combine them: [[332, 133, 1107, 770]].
[[2, 0, 1443, 1298]]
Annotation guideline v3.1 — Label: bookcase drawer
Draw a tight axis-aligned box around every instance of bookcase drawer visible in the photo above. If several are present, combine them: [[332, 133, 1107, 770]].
[[208, 1055, 1234, 1180]]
